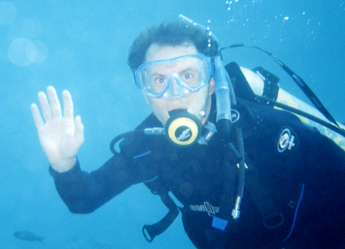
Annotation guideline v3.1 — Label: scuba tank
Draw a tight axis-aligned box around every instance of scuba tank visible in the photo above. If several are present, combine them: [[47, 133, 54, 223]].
[[225, 45, 345, 151]]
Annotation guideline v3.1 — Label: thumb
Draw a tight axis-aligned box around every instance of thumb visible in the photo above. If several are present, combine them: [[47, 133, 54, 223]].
[[74, 115, 84, 145]]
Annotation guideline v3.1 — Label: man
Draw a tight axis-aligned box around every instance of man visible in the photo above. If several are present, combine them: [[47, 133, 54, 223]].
[[31, 22, 345, 248]]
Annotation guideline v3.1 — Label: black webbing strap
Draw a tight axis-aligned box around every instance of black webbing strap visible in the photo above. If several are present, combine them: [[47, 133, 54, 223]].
[[109, 132, 180, 242], [225, 62, 257, 102], [142, 192, 179, 242], [252, 66, 280, 101], [245, 165, 284, 229]]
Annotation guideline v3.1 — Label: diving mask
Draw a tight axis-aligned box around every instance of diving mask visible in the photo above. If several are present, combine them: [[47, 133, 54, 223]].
[[135, 54, 213, 99]]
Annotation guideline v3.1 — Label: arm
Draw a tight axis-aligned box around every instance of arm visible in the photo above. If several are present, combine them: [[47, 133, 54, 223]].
[[31, 86, 84, 172], [49, 154, 142, 213], [32, 86, 148, 213]]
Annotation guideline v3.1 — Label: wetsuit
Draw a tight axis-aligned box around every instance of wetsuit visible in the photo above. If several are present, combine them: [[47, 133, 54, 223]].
[[49, 96, 345, 249]]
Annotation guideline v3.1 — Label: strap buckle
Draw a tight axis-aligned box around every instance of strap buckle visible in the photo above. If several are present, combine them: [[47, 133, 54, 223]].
[[262, 212, 285, 229]]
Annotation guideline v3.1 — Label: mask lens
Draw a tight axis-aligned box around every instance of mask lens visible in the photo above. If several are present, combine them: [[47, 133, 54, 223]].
[[135, 54, 212, 98], [180, 58, 204, 87]]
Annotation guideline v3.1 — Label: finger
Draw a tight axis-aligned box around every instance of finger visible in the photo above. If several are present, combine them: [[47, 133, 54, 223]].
[[38, 91, 53, 122], [47, 86, 62, 118], [74, 115, 84, 144], [62, 90, 74, 119], [31, 103, 44, 129]]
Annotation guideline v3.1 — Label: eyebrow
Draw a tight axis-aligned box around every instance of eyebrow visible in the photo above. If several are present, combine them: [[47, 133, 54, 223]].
[[150, 73, 166, 78], [181, 67, 198, 72]]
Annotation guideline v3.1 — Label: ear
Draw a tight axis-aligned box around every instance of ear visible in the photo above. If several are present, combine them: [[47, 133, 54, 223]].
[[142, 91, 150, 104], [208, 77, 215, 95]]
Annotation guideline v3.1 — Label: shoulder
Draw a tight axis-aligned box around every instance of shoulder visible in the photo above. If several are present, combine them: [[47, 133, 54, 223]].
[[112, 113, 167, 181], [239, 98, 345, 167]]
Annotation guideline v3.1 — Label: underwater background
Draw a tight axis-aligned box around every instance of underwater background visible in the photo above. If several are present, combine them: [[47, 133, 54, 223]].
[[1, 0, 344, 248]]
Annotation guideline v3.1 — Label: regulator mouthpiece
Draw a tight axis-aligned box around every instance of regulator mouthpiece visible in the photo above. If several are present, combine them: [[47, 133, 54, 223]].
[[165, 109, 202, 146]]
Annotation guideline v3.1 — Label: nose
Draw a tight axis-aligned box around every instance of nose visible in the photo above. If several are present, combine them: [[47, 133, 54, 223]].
[[171, 78, 180, 95], [165, 74, 184, 98]]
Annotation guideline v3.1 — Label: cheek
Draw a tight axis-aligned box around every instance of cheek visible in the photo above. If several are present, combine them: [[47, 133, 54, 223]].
[[147, 98, 169, 125], [186, 87, 210, 113], [143, 93, 150, 104], [151, 101, 162, 114], [193, 85, 210, 104], [148, 98, 163, 110], [208, 78, 215, 95]]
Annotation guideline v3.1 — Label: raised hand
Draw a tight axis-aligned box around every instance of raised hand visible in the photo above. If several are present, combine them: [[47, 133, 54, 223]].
[[31, 86, 84, 172]]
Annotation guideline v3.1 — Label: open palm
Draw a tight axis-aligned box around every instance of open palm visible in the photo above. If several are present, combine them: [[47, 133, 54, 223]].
[[31, 86, 84, 172]]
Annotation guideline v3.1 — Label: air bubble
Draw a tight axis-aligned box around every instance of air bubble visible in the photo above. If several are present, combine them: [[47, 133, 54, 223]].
[[8, 38, 48, 66], [8, 38, 36, 66]]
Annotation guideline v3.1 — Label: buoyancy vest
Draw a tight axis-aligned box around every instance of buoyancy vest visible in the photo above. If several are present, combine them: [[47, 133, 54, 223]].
[[114, 95, 321, 248], [112, 61, 345, 248]]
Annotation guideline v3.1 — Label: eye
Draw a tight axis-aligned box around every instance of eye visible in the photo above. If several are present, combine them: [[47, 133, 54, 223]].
[[184, 74, 191, 80], [150, 75, 166, 92], [182, 72, 197, 85], [153, 76, 166, 84]]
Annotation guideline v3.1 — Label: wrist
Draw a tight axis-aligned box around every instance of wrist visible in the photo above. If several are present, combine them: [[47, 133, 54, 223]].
[[50, 157, 77, 173]]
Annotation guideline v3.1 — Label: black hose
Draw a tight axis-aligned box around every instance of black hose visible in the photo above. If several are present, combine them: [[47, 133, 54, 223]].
[[109, 130, 143, 155], [228, 71, 246, 219]]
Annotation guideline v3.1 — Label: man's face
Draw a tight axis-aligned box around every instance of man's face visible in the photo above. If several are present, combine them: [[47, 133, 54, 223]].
[[143, 43, 215, 126]]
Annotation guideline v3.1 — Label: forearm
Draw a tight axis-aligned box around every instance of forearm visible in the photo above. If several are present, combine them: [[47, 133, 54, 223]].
[[49, 156, 137, 213]]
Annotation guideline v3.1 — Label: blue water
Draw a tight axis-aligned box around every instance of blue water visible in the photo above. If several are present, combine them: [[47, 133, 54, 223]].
[[1, 1, 344, 248]]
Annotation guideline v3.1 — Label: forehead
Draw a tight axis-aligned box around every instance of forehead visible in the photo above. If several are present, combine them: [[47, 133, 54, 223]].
[[145, 43, 198, 62], [149, 57, 198, 75]]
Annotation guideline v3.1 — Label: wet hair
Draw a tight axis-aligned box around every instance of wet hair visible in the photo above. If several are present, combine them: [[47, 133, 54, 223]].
[[127, 21, 219, 72]]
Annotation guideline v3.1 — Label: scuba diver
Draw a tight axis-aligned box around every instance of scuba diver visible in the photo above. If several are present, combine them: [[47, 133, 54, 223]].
[[31, 17, 345, 248]]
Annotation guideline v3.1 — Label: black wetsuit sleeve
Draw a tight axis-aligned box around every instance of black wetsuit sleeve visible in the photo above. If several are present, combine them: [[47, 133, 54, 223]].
[[49, 153, 143, 214], [48, 114, 162, 214]]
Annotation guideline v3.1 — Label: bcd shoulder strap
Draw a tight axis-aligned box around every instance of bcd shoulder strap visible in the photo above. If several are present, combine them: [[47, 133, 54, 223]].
[[109, 131, 180, 242], [142, 178, 179, 242]]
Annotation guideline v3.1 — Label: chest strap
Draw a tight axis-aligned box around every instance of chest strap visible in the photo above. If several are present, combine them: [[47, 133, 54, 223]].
[[142, 186, 179, 242], [245, 162, 285, 229]]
